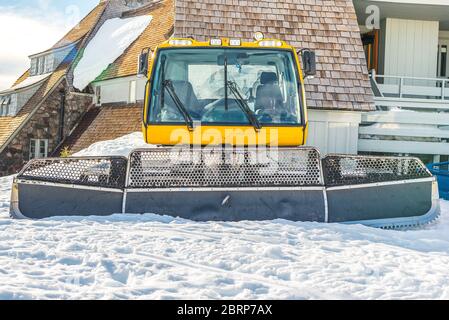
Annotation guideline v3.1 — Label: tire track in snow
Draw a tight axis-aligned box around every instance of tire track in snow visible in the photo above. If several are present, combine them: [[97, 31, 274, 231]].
[[143, 222, 306, 246], [134, 250, 344, 300], [144, 226, 276, 245]]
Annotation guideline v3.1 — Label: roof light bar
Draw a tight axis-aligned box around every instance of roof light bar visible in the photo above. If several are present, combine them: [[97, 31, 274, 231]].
[[259, 40, 283, 47], [229, 39, 241, 46], [210, 39, 222, 46], [169, 39, 193, 46]]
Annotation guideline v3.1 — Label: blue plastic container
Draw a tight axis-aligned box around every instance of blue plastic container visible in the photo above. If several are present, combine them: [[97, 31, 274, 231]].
[[427, 162, 449, 200]]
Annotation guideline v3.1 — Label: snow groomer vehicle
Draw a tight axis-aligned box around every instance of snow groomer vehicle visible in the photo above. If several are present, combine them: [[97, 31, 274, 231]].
[[11, 35, 441, 228]]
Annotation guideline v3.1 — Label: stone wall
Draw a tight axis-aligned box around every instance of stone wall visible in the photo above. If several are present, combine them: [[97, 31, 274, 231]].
[[0, 82, 93, 176]]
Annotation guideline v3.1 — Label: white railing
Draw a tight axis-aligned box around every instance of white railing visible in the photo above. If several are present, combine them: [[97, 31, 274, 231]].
[[371, 72, 449, 102], [360, 72, 449, 156]]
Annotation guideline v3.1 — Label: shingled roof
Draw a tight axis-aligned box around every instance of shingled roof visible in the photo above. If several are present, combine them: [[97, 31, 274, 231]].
[[95, 0, 175, 82], [56, 1, 176, 151], [58, 104, 142, 154], [174, 0, 374, 111], [52, 2, 107, 50], [0, 2, 109, 152], [11, 2, 106, 89], [0, 57, 71, 152]]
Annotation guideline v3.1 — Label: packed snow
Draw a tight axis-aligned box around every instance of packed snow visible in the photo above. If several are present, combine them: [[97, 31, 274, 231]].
[[1, 133, 449, 299], [74, 132, 150, 157], [73, 15, 152, 90]]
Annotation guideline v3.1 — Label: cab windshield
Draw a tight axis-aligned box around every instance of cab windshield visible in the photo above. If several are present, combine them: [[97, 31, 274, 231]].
[[148, 48, 303, 126]]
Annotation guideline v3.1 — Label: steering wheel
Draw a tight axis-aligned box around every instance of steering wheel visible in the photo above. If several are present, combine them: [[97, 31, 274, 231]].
[[201, 98, 248, 123]]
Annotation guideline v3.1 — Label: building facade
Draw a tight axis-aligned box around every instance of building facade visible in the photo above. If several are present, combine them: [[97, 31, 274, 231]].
[[0, 3, 108, 175], [354, 0, 449, 164]]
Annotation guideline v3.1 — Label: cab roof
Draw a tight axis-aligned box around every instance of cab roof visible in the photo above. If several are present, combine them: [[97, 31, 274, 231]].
[[158, 38, 295, 50]]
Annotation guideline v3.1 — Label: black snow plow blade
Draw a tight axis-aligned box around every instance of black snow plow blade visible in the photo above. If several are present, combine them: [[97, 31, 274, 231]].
[[10, 148, 440, 228]]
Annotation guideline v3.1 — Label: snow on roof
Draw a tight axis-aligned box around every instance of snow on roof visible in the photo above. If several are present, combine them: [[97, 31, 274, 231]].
[[0, 73, 51, 94], [73, 15, 153, 90]]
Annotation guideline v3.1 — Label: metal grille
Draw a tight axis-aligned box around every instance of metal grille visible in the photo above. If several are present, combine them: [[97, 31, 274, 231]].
[[127, 147, 323, 188], [18, 157, 128, 189], [323, 155, 432, 187]]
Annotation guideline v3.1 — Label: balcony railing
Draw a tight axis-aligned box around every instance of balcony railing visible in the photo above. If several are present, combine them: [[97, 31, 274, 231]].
[[360, 72, 449, 156], [370, 72, 449, 105]]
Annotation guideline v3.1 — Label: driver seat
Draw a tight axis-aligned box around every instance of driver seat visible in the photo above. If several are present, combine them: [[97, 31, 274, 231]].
[[164, 80, 201, 119], [255, 72, 284, 115]]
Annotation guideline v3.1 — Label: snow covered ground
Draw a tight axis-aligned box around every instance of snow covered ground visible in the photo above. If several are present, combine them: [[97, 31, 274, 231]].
[[1, 133, 449, 299]]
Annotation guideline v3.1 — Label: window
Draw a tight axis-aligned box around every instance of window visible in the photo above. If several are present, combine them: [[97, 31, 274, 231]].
[[9, 94, 17, 114], [362, 31, 379, 73], [29, 139, 48, 160], [37, 57, 45, 75], [438, 44, 448, 78], [30, 58, 38, 76], [0, 96, 10, 116], [149, 48, 302, 125], [44, 55, 54, 73], [95, 86, 101, 106]]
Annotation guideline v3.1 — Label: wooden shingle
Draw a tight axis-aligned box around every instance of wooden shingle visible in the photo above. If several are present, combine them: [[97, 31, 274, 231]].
[[95, 0, 175, 82], [61, 104, 143, 153], [52, 3, 107, 49], [174, 0, 374, 111]]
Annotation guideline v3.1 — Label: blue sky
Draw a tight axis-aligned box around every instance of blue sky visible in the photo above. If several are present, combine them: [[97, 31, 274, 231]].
[[1, 0, 97, 14], [0, 0, 98, 90]]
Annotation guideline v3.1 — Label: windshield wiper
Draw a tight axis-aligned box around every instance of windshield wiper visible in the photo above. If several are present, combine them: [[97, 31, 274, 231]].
[[162, 80, 194, 131], [227, 80, 262, 132]]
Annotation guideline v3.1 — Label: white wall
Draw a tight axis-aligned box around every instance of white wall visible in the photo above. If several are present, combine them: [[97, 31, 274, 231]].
[[382, 18, 439, 78], [306, 110, 362, 155], [94, 76, 147, 105]]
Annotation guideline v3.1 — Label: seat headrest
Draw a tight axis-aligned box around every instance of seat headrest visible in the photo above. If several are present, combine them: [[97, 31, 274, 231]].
[[260, 72, 278, 84], [171, 80, 193, 89]]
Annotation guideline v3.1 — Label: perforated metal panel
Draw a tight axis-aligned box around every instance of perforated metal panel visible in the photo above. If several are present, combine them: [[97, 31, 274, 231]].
[[16, 150, 433, 192], [18, 157, 128, 189], [323, 155, 432, 187], [127, 148, 323, 188]]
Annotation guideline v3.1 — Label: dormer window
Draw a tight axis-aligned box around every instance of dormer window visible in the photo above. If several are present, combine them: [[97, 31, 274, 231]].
[[29, 42, 77, 77], [30, 55, 54, 76]]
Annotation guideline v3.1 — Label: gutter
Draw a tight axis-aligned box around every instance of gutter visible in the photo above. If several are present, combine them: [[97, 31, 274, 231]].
[[0, 74, 51, 95], [28, 41, 80, 60], [58, 90, 66, 144]]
